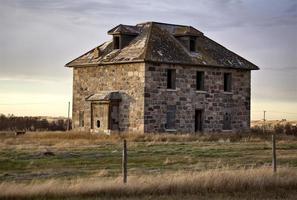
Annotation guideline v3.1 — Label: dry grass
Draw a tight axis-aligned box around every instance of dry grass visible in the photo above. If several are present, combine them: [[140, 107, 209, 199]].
[[3, 130, 296, 146], [0, 167, 297, 199]]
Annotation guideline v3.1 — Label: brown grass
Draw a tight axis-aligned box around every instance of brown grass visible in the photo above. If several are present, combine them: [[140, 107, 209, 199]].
[[6, 130, 297, 143], [1, 167, 296, 199]]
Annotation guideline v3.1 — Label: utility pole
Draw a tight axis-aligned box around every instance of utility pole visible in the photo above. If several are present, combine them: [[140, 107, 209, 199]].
[[122, 139, 127, 184], [67, 101, 70, 131], [263, 110, 266, 133], [272, 134, 277, 173]]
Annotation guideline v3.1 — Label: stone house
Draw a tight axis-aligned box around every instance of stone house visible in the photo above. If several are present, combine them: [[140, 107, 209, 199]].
[[65, 22, 259, 134]]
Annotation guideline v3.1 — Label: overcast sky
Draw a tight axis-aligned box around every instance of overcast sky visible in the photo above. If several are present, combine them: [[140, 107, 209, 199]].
[[0, 0, 296, 120]]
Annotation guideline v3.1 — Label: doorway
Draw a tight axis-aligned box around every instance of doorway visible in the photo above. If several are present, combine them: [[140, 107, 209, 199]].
[[195, 109, 203, 132]]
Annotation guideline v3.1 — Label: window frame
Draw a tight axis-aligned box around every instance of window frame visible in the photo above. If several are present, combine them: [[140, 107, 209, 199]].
[[113, 36, 120, 49], [165, 105, 176, 130], [196, 71, 205, 91], [166, 69, 176, 89], [189, 37, 196, 52], [224, 73, 232, 92], [79, 111, 84, 127]]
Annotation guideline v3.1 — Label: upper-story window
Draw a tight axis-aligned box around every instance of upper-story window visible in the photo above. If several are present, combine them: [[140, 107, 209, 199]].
[[167, 69, 176, 89], [196, 71, 204, 91], [224, 73, 232, 92], [113, 36, 120, 49], [190, 37, 196, 52]]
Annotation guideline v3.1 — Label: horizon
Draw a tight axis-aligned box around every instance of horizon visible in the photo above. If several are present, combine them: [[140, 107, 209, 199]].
[[0, 0, 296, 120]]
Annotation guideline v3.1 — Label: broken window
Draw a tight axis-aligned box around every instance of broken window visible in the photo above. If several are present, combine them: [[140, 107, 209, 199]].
[[167, 69, 176, 89], [79, 111, 84, 127], [224, 73, 232, 92], [113, 36, 120, 49], [190, 37, 196, 52], [196, 71, 204, 91], [223, 112, 231, 130], [165, 105, 176, 129]]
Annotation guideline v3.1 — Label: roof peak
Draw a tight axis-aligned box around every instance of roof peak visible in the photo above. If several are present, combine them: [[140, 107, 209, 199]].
[[137, 21, 192, 27]]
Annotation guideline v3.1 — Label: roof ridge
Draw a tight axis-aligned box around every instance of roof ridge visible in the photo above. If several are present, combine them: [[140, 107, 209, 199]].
[[137, 21, 192, 28], [143, 22, 154, 61]]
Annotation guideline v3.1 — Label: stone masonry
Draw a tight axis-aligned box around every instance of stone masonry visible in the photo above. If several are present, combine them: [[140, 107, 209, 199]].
[[72, 63, 145, 133], [144, 63, 251, 133]]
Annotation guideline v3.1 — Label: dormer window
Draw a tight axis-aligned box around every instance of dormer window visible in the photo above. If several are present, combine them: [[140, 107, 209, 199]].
[[190, 37, 196, 52], [175, 36, 197, 52], [113, 36, 120, 49], [109, 24, 140, 50]]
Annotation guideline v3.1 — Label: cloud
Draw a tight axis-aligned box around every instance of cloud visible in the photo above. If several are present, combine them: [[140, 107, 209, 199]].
[[0, 0, 296, 117]]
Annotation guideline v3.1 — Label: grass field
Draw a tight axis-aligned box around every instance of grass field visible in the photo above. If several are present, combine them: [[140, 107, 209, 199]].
[[0, 131, 297, 199]]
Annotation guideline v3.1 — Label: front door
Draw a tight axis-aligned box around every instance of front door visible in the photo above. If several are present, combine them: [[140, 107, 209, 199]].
[[91, 102, 120, 132], [91, 103, 109, 131], [195, 109, 203, 132]]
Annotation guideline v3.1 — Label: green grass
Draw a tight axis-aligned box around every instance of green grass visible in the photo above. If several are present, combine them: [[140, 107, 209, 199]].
[[1, 132, 297, 183]]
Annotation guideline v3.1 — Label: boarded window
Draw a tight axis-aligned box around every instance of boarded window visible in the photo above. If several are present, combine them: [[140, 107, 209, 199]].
[[196, 71, 204, 90], [223, 112, 231, 130], [224, 73, 232, 92], [165, 105, 176, 129], [113, 36, 120, 49], [167, 69, 176, 89], [190, 37, 196, 52], [79, 111, 84, 127]]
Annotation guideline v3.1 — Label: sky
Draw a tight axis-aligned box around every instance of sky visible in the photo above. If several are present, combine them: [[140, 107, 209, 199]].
[[0, 0, 296, 120]]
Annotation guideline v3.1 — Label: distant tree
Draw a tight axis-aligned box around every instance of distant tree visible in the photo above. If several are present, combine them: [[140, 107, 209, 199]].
[[0, 114, 71, 131], [274, 124, 284, 134]]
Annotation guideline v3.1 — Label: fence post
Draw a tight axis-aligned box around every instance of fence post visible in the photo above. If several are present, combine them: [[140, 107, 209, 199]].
[[122, 139, 127, 183], [272, 134, 277, 173]]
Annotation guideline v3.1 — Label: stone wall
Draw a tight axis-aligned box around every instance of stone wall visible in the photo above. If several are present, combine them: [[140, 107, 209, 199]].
[[144, 63, 251, 133], [72, 63, 145, 133]]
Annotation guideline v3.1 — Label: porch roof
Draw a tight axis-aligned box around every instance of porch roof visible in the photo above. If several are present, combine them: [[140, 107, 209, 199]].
[[85, 91, 122, 102]]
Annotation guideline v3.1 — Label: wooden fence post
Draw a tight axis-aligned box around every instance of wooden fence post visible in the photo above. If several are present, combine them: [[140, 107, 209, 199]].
[[122, 139, 127, 183], [272, 134, 277, 173]]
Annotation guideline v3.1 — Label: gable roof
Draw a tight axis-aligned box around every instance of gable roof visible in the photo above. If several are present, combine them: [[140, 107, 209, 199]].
[[65, 22, 259, 70]]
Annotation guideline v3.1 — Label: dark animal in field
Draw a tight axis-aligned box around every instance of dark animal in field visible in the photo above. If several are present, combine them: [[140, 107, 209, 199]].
[[15, 131, 26, 136], [43, 148, 55, 156]]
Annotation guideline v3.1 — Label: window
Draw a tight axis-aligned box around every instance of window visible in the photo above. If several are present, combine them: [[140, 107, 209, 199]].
[[79, 111, 84, 127], [165, 105, 176, 129], [167, 69, 176, 89], [113, 36, 120, 49], [224, 73, 232, 92], [190, 37, 196, 52], [223, 112, 231, 130], [196, 71, 204, 91], [96, 120, 100, 128]]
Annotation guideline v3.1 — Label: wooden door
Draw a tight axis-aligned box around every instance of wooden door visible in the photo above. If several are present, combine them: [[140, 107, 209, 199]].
[[195, 109, 203, 132]]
